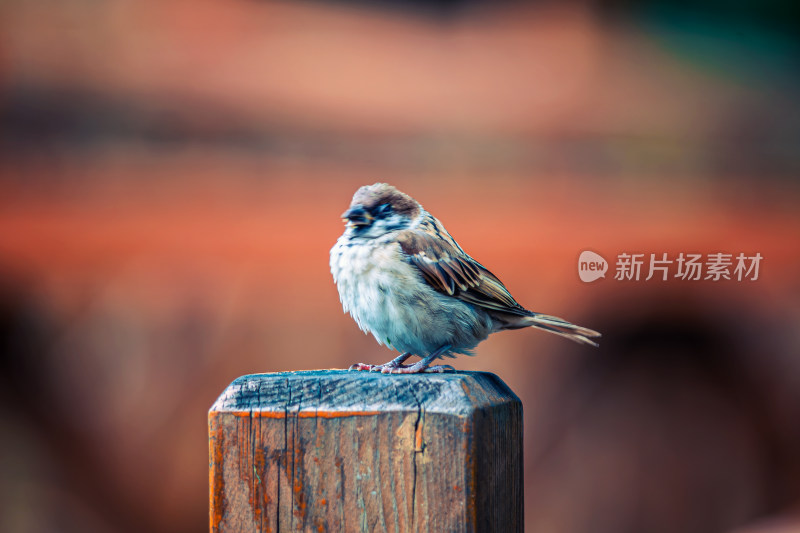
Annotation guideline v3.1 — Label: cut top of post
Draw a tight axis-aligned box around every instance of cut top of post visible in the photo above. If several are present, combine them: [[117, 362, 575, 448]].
[[209, 369, 520, 418]]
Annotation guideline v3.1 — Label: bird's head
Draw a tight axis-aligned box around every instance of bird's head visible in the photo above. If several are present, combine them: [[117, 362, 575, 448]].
[[341, 183, 421, 238]]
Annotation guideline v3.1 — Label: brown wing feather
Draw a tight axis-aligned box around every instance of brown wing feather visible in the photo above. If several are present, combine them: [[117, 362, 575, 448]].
[[397, 227, 531, 317]]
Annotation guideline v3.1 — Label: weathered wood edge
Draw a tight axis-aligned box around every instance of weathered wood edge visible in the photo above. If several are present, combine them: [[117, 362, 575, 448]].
[[208, 369, 521, 417]]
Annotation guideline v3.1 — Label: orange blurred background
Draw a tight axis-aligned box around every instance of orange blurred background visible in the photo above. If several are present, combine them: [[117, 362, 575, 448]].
[[1, 1, 799, 532]]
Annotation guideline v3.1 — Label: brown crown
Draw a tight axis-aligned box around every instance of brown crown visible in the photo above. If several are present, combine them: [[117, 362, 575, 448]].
[[350, 183, 421, 218]]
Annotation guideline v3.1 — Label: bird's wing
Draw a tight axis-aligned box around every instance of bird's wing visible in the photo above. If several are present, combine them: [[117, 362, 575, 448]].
[[396, 228, 531, 316]]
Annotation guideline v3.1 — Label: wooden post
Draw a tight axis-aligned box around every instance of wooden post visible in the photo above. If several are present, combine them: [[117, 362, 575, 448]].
[[209, 370, 522, 532]]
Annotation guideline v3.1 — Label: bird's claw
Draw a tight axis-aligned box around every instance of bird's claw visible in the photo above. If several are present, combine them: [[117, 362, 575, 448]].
[[348, 363, 376, 371], [348, 362, 404, 373], [379, 363, 455, 374]]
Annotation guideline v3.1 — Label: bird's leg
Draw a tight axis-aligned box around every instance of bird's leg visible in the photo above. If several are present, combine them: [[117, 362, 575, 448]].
[[349, 352, 412, 372], [381, 345, 454, 374]]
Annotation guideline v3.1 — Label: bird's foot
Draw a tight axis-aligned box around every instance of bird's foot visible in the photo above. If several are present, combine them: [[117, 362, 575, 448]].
[[348, 362, 455, 374], [380, 362, 455, 374], [348, 349, 455, 374], [349, 352, 413, 373]]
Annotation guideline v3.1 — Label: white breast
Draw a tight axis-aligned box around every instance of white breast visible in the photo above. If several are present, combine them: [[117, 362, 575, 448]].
[[329, 233, 493, 357]]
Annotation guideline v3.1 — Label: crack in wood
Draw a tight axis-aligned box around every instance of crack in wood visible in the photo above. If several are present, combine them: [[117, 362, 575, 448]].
[[407, 386, 423, 531]]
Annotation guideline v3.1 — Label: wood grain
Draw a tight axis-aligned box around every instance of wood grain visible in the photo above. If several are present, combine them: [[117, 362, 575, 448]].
[[209, 370, 522, 532]]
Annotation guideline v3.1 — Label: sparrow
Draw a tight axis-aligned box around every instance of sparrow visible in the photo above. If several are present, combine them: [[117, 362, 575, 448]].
[[330, 183, 600, 374]]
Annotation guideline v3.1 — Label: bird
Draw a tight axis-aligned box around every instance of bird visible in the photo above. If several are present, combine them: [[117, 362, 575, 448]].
[[329, 183, 600, 374]]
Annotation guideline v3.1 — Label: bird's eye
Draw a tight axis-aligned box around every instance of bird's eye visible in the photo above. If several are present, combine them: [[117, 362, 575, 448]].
[[375, 203, 393, 217]]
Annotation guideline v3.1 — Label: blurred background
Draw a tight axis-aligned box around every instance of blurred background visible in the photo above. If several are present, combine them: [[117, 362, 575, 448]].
[[1, 0, 799, 532]]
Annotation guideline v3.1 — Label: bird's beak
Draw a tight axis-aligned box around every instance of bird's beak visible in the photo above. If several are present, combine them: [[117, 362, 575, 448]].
[[342, 206, 373, 227]]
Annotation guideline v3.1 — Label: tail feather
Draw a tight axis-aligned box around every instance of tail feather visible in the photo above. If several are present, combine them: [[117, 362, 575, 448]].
[[524, 313, 601, 347]]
